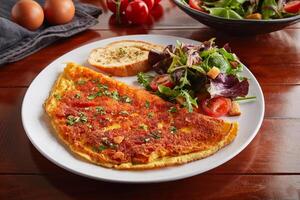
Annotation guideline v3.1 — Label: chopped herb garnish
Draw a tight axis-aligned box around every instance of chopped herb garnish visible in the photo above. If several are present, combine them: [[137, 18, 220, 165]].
[[98, 145, 107, 151], [75, 93, 81, 99], [97, 83, 108, 90], [77, 80, 86, 85], [139, 124, 148, 130], [111, 91, 120, 101], [95, 106, 106, 115], [121, 96, 132, 103], [78, 112, 88, 123], [54, 94, 61, 100], [119, 111, 129, 116], [103, 90, 111, 96], [66, 115, 80, 126], [149, 131, 161, 139], [170, 126, 177, 134], [87, 93, 97, 100], [168, 106, 178, 113], [147, 112, 154, 118], [145, 100, 150, 109]]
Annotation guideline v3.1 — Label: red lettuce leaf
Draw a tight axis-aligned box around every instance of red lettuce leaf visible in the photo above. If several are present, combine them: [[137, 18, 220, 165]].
[[208, 73, 249, 98]]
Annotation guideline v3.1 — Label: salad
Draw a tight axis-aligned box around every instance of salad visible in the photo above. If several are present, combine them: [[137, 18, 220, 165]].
[[137, 39, 255, 117], [181, 0, 300, 20]]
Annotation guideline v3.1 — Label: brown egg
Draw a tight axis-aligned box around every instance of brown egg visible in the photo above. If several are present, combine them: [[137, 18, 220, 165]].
[[11, 0, 44, 31], [44, 0, 75, 25]]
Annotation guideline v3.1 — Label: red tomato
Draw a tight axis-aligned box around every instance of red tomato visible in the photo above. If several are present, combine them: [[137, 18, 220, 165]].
[[150, 74, 174, 91], [284, 1, 300, 13], [142, 0, 155, 10], [189, 0, 204, 12], [125, 0, 149, 24], [154, 0, 161, 6], [106, 0, 129, 13], [150, 4, 164, 21], [201, 97, 231, 117]]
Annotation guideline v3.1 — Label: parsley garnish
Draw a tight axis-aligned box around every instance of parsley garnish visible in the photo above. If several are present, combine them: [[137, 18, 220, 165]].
[[111, 91, 120, 101], [66, 115, 80, 126], [145, 101, 150, 109], [121, 96, 132, 103], [149, 131, 161, 139], [97, 83, 108, 91], [170, 126, 177, 134], [54, 94, 61, 100], [98, 145, 107, 151], [168, 106, 178, 113], [139, 124, 148, 130], [147, 112, 154, 118], [75, 93, 81, 99]]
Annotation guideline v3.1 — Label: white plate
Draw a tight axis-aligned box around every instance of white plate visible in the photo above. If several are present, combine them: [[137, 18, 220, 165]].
[[22, 34, 265, 183]]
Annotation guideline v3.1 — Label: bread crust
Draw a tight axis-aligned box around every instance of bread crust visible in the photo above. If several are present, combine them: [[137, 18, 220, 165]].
[[88, 40, 164, 77]]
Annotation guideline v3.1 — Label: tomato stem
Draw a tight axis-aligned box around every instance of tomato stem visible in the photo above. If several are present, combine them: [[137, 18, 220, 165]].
[[116, 0, 121, 24]]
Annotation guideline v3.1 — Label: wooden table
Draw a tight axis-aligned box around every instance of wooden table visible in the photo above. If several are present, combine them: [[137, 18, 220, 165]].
[[1, 0, 300, 199]]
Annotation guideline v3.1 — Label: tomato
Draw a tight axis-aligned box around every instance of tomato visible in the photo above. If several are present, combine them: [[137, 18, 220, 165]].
[[142, 0, 155, 10], [284, 1, 300, 13], [150, 4, 164, 21], [189, 0, 204, 12], [154, 0, 161, 6], [201, 97, 231, 117], [106, 0, 129, 14], [150, 74, 174, 91], [125, 0, 149, 24]]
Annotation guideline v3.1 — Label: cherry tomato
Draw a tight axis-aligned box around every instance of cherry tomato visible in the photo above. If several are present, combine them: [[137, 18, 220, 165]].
[[125, 0, 149, 24], [150, 74, 174, 91], [201, 97, 231, 117], [142, 0, 155, 10], [150, 4, 164, 21], [189, 0, 205, 12], [154, 0, 161, 5], [106, 0, 129, 13], [284, 1, 300, 13]]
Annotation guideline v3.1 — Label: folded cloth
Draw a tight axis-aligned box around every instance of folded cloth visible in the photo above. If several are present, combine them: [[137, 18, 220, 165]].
[[0, 0, 102, 65]]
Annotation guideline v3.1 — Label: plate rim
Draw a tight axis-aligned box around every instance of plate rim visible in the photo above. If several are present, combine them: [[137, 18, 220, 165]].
[[21, 34, 265, 183]]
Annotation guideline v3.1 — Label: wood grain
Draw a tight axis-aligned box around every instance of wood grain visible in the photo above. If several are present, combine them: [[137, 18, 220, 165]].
[[1, 29, 300, 87], [0, 0, 300, 199], [1, 174, 300, 200]]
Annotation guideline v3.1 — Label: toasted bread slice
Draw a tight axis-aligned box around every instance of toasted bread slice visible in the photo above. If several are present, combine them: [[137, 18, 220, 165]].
[[88, 40, 164, 77]]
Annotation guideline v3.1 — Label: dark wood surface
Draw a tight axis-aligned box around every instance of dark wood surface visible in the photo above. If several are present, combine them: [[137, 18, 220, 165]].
[[1, 0, 300, 199]]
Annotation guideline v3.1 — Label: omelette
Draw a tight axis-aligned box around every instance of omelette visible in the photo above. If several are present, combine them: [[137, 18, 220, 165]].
[[44, 63, 238, 169]]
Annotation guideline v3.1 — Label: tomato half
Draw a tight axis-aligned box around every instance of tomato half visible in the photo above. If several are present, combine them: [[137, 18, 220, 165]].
[[201, 97, 231, 117], [189, 0, 204, 12], [284, 1, 300, 13], [150, 74, 174, 91]]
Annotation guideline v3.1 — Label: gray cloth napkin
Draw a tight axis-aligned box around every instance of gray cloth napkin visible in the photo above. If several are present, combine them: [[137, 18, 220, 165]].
[[0, 0, 102, 65]]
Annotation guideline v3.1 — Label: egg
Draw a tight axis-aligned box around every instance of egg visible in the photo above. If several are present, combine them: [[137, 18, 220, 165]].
[[44, 0, 75, 25], [11, 0, 44, 31]]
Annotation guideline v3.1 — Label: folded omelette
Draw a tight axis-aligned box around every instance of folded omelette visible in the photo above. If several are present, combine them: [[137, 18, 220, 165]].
[[44, 63, 238, 170]]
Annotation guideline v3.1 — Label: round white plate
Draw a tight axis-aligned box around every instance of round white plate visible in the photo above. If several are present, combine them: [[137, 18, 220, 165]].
[[22, 34, 264, 183]]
